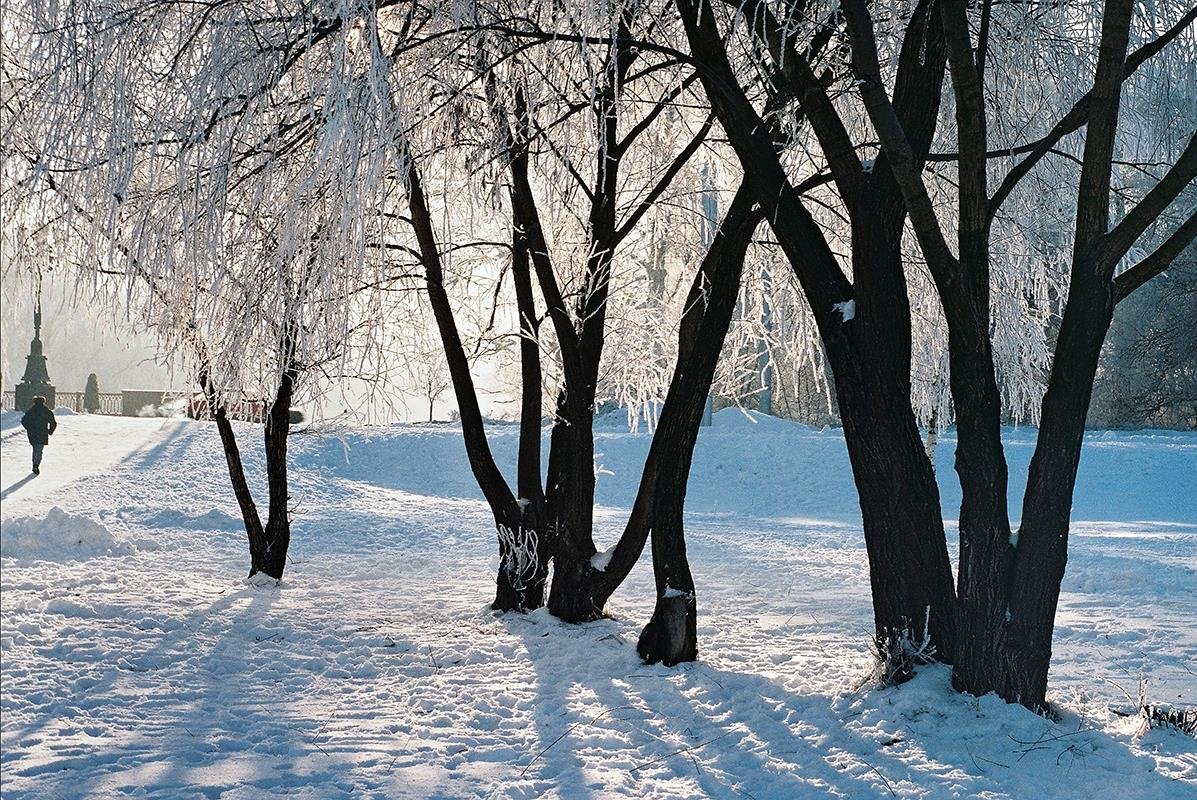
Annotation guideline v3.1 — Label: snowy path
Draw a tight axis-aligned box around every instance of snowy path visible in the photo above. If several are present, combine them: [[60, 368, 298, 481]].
[[1, 413, 181, 516], [1, 412, 1195, 799]]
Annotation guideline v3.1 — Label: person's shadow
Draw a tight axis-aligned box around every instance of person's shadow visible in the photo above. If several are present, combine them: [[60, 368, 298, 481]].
[[1, 473, 38, 501]]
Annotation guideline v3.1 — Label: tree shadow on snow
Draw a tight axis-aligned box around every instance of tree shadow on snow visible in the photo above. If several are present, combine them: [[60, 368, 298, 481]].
[[119, 420, 192, 472], [503, 613, 1187, 800], [119, 584, 340, 798], [502, 612, 896, 799], [3, 581, 364, 800]]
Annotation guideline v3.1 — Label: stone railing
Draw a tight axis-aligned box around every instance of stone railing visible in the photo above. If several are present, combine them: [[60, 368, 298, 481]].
[[5, 390, 137, 415], [4, 390, 300, 424]]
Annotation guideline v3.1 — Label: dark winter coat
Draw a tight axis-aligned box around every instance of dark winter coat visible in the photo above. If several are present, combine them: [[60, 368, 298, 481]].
[[21, 404, 57, 446]]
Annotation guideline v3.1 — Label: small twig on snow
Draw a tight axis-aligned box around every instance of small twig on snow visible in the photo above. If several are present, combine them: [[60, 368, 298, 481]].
[[629, 732, 732, 774], [521, 706, 637, 777]]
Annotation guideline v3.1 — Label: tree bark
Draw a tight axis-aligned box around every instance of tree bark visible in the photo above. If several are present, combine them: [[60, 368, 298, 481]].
[[543, 40, 631, 622], [984, 0, 1134, 709], [920, 0, 1017, 695], [498, 208, 552, 611], [406, 156, 540, 611], [201, 370, 265, 576], [256, 350, 296, 580], [676, 0, 959, 665], [998, 272, 1113, 707], [834, 354, 959, 670], [637, 182, 762, 665], [544, 391, 602, 620]]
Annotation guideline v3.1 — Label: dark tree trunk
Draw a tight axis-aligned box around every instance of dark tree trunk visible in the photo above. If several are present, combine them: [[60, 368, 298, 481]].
[[946, 300, 1017, 696], [864, 3, 959, 668], [900, 0, 1017, 697], [495, 208, 552, 612], [512, 181, 765, 648], [543, 54, 626, 623], [206, 387, 266, 574], [834, 354, 958, 670], [254, 357, 296, 580], [544, 391, 601, 621], [200, 355, 294, 581], [406, 157, 540, 611], [500, 39, 724, 624], [676, 0, 959, 665], [637, 182, 762, 665], [982, 1, 1133, 709]]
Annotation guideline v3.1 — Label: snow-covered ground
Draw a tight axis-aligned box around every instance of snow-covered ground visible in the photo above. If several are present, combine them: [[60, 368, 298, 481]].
[[1, 409, 1194, 799]]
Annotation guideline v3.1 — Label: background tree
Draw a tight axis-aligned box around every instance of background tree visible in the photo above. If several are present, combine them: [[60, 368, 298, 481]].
[[838, 0, 1196, 706], [3, 0, 406, 579], [83, 373, 101, 413], [1090, 245, 1197, 429]]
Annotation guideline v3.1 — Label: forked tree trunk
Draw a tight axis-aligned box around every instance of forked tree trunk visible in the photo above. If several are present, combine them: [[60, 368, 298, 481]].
[[504, 181, 765, 648], [209, 400, 266, 574], [500, 46, 724, 624], [999, 276, 1113, 707], [406, 158, 543, 611], [675, 0, 959, 667], [979, 41, 1130, 698], [540, 34, 640, 621], [940, 0, 1196, 709], [543, 204, 618, 620], [201, 358, 295, 581], [983, 0, 1134, 710]]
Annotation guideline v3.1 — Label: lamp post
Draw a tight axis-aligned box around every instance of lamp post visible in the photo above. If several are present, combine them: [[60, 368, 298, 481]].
[[15, 305, 55, 411]]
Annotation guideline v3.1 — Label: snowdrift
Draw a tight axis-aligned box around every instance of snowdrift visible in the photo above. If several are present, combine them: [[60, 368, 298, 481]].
[[0, 506, 134, 561]]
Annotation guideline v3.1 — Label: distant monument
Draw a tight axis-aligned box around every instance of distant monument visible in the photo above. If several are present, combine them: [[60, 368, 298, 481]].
[[15, 309, 56, 411]]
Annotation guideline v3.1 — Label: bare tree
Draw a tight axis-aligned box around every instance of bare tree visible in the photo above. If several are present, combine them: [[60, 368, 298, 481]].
[[1091, 245, 1197, 429], [3, 0, 407, 579], [670, 0, 1194, 693]]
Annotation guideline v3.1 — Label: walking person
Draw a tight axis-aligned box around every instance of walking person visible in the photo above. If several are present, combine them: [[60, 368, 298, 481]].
[[21, 396, 57, 475]]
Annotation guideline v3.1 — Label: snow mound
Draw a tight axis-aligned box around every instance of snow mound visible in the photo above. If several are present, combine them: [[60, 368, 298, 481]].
[[53, 406, 78, 415], [590, 546, 615, 571], [246, 572, 284, 588], [140, 507, 244, 531], [1, 507, 134, 561], [711, 406, 804, 432]]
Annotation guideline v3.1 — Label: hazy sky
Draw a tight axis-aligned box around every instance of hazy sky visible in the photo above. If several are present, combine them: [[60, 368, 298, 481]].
[[2, 271, 180, 395], [0, 269, 496, 424]]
